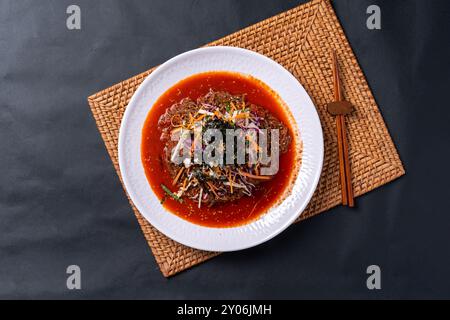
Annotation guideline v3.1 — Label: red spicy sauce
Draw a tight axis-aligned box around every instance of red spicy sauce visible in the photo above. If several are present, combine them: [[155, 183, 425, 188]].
[[141, 71, 297, 228]]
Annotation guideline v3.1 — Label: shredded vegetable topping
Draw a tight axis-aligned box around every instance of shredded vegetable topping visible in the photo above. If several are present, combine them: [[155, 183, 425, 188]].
[[158, 89, 291, 207]]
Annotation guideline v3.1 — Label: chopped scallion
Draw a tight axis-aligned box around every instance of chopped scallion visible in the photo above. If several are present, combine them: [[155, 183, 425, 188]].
[[161, 184, 183, 203]]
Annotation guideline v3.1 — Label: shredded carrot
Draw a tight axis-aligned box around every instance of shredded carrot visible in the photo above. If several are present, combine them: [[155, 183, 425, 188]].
[[230, 102, 236, 113], [231, 172, 236, 194], [172, 167, 185, 185], [206, 181, 220, 199], [253, 141, 261, 152], [184, 112, 195, 129], [214, 167, 224, 180], [195, 114, 207, 122], [234, 113, 250, 119], [228, 169, 234, 194], [206, 181, 216, 190], [246, 134, 261, 152], [214, 110, 222, 119], [239, 170, 272, 181]]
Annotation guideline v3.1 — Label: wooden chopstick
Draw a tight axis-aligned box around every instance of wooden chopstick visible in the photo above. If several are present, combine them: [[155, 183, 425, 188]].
[[332, 51, 354, 207], [336, 116, 348, 205], [333, 51, 343, 101], [332, 51, 347, 205], [340, 116, 354, 207]]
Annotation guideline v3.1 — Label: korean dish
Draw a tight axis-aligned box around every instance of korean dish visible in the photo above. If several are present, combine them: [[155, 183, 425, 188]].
[[141, 71, 299, 228]]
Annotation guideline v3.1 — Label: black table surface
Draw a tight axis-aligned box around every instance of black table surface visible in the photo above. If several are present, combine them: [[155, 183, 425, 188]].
[[1, 0, 449, 299]]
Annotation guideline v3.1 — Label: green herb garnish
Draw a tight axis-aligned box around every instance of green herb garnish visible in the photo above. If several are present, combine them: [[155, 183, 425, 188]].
[[161, 184, 183, 203]]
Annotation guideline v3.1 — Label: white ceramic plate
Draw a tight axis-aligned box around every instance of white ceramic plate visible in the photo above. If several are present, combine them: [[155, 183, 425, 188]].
[[119, 46, 323, 252]]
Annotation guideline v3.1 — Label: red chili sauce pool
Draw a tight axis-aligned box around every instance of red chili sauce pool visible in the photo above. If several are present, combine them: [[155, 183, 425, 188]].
[[141, 71, 297, 228]]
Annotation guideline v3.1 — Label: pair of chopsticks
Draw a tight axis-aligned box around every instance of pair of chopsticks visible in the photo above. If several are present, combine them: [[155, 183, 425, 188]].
[[328, 51, 354, 207]]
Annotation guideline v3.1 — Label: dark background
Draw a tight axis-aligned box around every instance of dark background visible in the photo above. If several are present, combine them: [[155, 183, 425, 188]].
[[0, 0, 449, 299]]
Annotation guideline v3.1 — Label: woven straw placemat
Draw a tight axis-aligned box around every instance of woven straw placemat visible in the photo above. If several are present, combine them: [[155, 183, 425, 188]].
[[88, 0, 404, 277]]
